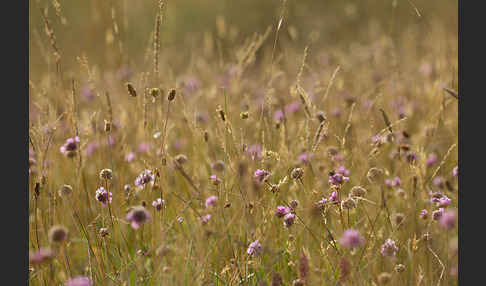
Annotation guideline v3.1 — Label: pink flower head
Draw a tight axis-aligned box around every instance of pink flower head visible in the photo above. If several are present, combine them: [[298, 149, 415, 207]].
[[210, 174, 222, 185], [247, 240, 263, 256], [426, 154, 438, 167], [134, 169, 155, 188], [254, 169, 270, 183], [200, 214, 211, 225], [152, 198, 165, 211], [66, 276, 93, 286], [283, 213, 296, 228], [126, 206, 151, 229], [275, 206, 290, 218], [339, 229, 365, 248], [452, 166, 458, 177], [419, 209, 429, 220], [29, 247, 53, 265], [329, 173, 349, 187], [336, 166, 350, 176], [205, 196, 218, 208], [439, 210, 456, 230], [329, 191, 340, 203], [60, 136, 80, 155], [125, 152, 136, 162], [380, 239, 398, 257], [298, 152, 314, 164]]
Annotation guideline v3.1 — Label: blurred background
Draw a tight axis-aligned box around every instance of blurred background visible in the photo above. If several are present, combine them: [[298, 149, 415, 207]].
[[29, 0, 457, 82]]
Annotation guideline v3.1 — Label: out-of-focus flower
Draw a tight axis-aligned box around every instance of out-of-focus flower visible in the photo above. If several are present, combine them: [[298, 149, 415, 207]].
[[66, 276, 93, 286], [452, 166, 458, 177], [432, 208, 444, 221], [426, 153, 438, 167], [126, 206, 151, 229], [339, 229, 365, 248], [29, 247, 53, 265], [247, 144, 263, 160], [298, 152, 314, 164], [200, 214, 211, 225], [210, 174, 221, 185], [125, 152, 136, 162], [60, 136, 80, 157], [205, 196, 218, 208], [439, 210, 456, 230]]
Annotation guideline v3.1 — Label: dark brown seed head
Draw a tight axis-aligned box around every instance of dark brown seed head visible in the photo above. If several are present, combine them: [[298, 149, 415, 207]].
[[150, 88, 160, 98], [168, 89, 176, 101], [126, 82, 137, 97]]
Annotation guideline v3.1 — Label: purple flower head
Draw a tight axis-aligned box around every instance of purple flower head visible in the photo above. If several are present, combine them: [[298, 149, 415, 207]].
[[329, 173, 349, 187], [125, 152, 136, 162], [205, 196, 218, 209], [339, 229, 365, 248], [380, 239, 398, 257], [334, 153, 345, 162], [254, 169, 270, 183], [433, 176, 445, 189], [284, 102, 301, 115], [247, 144, 263, 160], [439, 210, 457, 230], [95, 187, 112, 206], [200, 214, 211, 225], [275, 206, 290, 218], [29, 247, 53, 265], [126, 206, 151, 229], [107, 135, 115, 146], [336, 166, 351, 176], [452, 166, 458, 177], [329, 191, 340, 204], [386, 176, 401, 188], [247, 240, 263, 256], [152, 198, 165, 211], [274, 109, 284, 122], [137, 142, 150, 153], [426, 154, 438, 167], [60, 136, 80, 155], [84, 141, 99, 157], [432, 208, 444, 221], [134, 169, 155, 188], [210, 174, 222, 186], [283, 213, 296, 228], [66, 276, 93, 286], [437, 196, 451, 208], [419, 209, 429, 220], [406, 151, 417, 163], [298, 152, 314, 164]]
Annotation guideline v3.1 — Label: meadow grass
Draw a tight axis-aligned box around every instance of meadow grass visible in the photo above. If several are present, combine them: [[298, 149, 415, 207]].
[[29, 1, 457, 285]]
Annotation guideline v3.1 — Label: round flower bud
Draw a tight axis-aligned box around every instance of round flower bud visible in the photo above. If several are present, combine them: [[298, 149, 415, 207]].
[[291, 168, 304, 180], [48, 225, 68, 243], [58, 184, 73, 197], [350, 186, 367, 198], [367, 167, 384, 183], [395, 264, 405, 273], [99, 169, 113, 180], [174, 154, 188, 165], [341, 197, 357, 210]]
